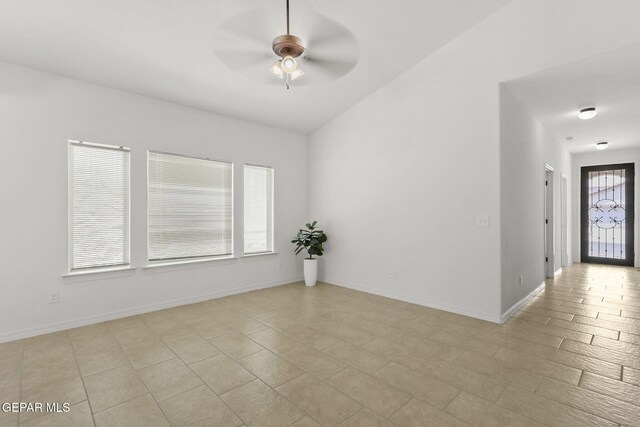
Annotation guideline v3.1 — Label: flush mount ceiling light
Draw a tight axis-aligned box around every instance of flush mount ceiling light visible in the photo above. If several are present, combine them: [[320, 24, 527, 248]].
[[578, 107, 597, 120], [596, 141, 608, 150], [269, 0, 305, 89]]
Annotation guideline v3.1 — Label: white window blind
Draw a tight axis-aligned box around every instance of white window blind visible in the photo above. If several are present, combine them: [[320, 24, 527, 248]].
[[244, 164, 274, 254], [148, 151, 233, 263], [68, 141, 130, 271]]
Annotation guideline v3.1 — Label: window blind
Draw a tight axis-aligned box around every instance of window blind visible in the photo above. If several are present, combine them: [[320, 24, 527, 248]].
[[148, 151, 233, 262], [244, 164, 274, 254], [69, 141, 130, 271]]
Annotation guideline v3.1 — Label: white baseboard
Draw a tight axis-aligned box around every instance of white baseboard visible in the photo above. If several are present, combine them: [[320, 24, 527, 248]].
[[554, 268, 563, 277], [322, 277, 502, 323], [0, 276, 303, 344], [500, 281, 545, 324]]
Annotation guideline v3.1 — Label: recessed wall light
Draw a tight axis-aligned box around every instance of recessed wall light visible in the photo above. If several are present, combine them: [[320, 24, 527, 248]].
[[596, 141, 608, 150], [578, 107, 597, 120]]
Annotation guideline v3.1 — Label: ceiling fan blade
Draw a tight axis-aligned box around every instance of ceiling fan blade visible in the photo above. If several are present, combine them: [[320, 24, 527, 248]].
[[215, 49, 274, 73], [216, 9, 281, 52], [304, 56, 357, 81], [299, 12, 358, 84], [305, 46, 357, 66], [306, 31, 354, 53], [303, 14, 358, 56], [215, 49, 288, 87]]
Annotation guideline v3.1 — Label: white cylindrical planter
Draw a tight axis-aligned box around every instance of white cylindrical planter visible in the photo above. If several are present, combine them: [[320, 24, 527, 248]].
[[304, 258, 318, 287]]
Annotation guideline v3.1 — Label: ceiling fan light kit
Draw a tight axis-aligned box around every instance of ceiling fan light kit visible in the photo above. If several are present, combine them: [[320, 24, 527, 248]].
[[270, 0, 305, 89]]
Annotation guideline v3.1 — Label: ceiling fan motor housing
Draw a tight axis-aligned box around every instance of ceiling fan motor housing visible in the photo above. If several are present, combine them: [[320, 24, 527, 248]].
[[272, 34, 305, 58]]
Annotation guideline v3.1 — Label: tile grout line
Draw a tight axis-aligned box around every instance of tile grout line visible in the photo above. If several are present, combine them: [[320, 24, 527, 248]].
[[577, 369, 585, 387], [148, 307, 309, 425], [535, 376, 627, 426], [142, 310, 261, 426], [98, 322, 169, 422], [278, 367, 365, 424], [180, 357, 250, 425], [17, 339, 25, 426], [67, 334, 97, 427]]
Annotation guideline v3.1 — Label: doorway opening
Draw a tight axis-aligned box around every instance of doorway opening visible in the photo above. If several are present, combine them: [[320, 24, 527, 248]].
[[581, 163, 635, 266]]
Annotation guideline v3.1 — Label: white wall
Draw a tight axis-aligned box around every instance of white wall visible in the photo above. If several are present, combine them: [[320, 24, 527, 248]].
[[309, 0, 640, 322], [571, 147, 640, 266], [0, 61, 309, 342], [499, 87, 571, 316], [4, 1, 640, 339]]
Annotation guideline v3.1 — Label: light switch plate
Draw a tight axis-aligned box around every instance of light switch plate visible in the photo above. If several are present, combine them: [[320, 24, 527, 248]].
[[475, 215, 490, 227]]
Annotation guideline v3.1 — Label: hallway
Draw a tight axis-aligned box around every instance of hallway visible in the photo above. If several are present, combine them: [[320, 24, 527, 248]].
[[502, 262, 640, 425]]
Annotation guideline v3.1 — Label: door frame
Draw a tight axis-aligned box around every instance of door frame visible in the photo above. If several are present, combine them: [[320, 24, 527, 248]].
[[545, 164, 555, 278], [580, 162, 635, 266], [561, 174, 569, 267]]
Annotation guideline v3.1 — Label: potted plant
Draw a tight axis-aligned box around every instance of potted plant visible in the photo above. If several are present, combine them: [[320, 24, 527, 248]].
[[291, 221, 327, 287]]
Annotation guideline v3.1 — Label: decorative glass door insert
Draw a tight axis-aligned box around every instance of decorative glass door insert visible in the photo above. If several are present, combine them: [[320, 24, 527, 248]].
[[581, 163, 634, 266]]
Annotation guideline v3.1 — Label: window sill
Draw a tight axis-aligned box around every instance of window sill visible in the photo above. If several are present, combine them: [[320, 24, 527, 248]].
[[63, 265, 136, 278], [241, 252, 278, 258], [143, 256, 238, 269]]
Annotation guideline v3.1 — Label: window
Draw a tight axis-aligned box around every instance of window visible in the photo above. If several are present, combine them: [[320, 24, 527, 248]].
[[244, 164, 274, 254], [148, 151, 233, 263], [68, 141, 130, 271]]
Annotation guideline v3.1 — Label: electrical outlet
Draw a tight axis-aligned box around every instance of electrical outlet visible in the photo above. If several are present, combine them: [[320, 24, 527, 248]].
[[519, 275, 524, 287], [475, 215, 490, 227], [386, 270, 395, 280], [49, 291, 59, 304]]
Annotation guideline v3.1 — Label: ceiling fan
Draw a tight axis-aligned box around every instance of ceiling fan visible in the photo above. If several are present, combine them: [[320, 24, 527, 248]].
[[213, 0, 358, 89]]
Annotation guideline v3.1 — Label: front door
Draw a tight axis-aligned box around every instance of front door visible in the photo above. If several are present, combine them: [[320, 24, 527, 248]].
[[581, 163, 634, 266]]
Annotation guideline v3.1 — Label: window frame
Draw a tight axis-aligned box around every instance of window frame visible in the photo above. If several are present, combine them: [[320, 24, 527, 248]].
[[243, 163, 275, 255], [146, 150, 234, 266], [67, 139, 131, 273]]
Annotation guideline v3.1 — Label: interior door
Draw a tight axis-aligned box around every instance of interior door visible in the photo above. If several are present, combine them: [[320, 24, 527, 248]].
[[562, 175, 568, 267], [581, 163, 634, 266], [545, 169, 554, 277]]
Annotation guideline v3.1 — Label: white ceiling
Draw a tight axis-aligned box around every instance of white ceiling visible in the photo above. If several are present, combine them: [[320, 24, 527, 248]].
[[505, 43, 640, 153], [0, 0, 508, 134]]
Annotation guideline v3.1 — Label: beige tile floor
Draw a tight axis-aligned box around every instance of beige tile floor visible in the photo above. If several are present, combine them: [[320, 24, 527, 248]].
[[1, 263, 640, 426]]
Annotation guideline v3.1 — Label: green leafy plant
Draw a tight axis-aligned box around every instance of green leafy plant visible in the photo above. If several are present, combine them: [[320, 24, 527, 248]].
[[292, 221, 327, 259]]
